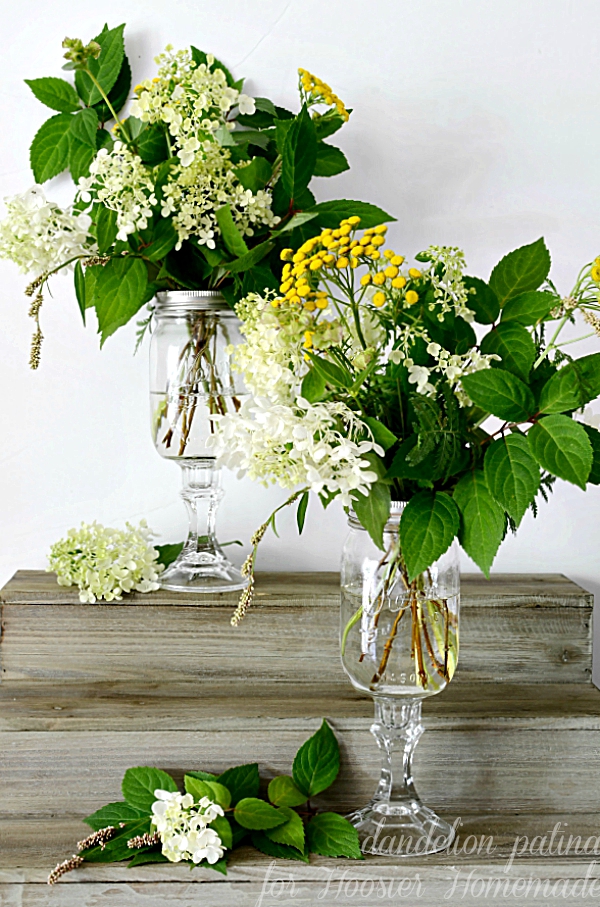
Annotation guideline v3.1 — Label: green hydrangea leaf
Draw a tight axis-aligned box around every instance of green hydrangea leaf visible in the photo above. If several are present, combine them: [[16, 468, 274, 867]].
[[234, 798, 288, 830], [582, 424, 600, 485], [75, 24, 125, 105], [93, 55, 132, 121], [463, 276, 500, 324], [351, 481, 391, 551], [309, 199, 396, 229], [268, 775, 308, 808], [313, 142, 349, 177], [453, 471, 506, 577], [538, 353, 600, 414], [489, 238, 551, 306], [306, 813, 363, 859], [122, 767, 178, 812], [30, 113, 72, 182], [71, 108, 99, 148], [217, 764, 260, 805], [460, 368, 535, 422], [93, 257, 148, 344], [251, 831, 310, 862], [399, 491, 460, 580], [281, 105, 317, 200], [480, 322, 536, 381], [215, 204, 249, 258], [528, 415, 592, 490], [484, 433, 540, 525], [500, 290, 557, 325], [265, 807, 305, 852], [292, 719, 340, 797], [84, 801, 148, 831], [25, 76, 81, 113]]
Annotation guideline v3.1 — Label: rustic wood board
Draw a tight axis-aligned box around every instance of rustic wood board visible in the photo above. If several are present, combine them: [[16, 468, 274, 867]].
[[3, 816, 600, 907], [0, 572, 592, 685]]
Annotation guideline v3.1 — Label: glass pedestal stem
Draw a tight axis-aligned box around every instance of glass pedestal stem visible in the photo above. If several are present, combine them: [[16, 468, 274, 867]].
[[347, 696, 456, 856], [159, 457, 247, 594]]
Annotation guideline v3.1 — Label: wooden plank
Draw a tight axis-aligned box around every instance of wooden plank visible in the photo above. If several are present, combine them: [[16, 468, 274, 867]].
[[0, 573, 592, 686], [1, 682, 600, 731], [2, 720, 600, 818]]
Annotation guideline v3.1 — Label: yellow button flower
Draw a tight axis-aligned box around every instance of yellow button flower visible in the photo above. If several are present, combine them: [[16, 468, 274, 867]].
[[391, 255, 404, 266], [405, 290, 419, 305], [280, 249, 294, 261], [348, 215, 361, 225], [303, 331, 314, 348], [370, 235, 385, 247], [297, 284, 311, 297], [365, 244, 377, 255], [373, 291, 386, 307], [384, 266, 399, 279], [280, 279, 293, 292], [336, 257, 349, 268], [292, 251, 306, 263], [592, 265, 600, 282], [350, 259, 358, 268], [290, 295, 301, 305], [360, 274, 372, 286], [408, 268, 422, 279], [316, 296, 328, 309], [270, 298, 282, 308], [350, 246, 362, 257], [282, 263, 291, 278], [383, 249, 395, 260], [323, 254, 336, 265], [309, 259, 322, 271], [369, 250, 381, 260], [304, 300, 316, 312], [392, 276, 407, 289], [339, 224, 352, 236], [373, 272, 386, 285], [359, 235, 371, 246], [373, 224, 388, 234]]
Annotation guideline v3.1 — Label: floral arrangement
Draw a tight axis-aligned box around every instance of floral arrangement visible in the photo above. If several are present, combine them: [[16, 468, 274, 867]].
[[0, 24, 390, 366], [48, 721, 361, 883], [210, 225, 600, 623], [47, 520, 164, 602]]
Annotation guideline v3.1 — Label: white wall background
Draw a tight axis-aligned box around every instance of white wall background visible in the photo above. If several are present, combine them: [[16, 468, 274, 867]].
[[1, 0, 599, 667]]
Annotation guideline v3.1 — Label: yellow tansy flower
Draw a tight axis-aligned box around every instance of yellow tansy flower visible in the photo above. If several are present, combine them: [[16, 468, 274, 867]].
[[405, 290, 419, 305], [383, 249, 395, 260], [392, 276, 407, 289], [316, 296, 328, 309], [408, 268, 422, 279], [360, 274, 372, 286], [391, 255, 404, 266], [373, 291, 386, 307], [323, 254, 336, 265], [309, 259, 322, 270], [292, 251, 306, 263], [304, 300, 316, 312], [369, 250, 381, 260], [336, 257, 349, 268], [280, 249, 294, 261], [348, 216, 361, 225], [373, 272, 386, 286], [592, 265, 600, 282], [373, 224, 388, 234], [370, 235, 385, 247], [384, 266, 399, 279]]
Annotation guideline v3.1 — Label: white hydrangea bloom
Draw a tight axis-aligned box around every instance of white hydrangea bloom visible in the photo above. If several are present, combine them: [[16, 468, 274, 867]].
[[151, 789, 225, 865], [77, 143, 157, 241], [0, 185, 94, 275], [421, 245, 475, 322], [47, 520, 163, 603]]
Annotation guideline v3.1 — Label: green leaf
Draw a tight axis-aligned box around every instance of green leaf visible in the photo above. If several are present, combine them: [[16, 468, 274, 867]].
[[255, 97, 276, 115], [528, 415, 592, 490], [137, 124, 169, 164], [399, 491, 460, 580], [69, 137, 95, 182], [582, 424, 600, 485], [75, 24, 125, 105], [95, 206, 118, 254], [275, 118, 293, 153], [480, 323, 537, 382], [217, 764, 260, 804], [501, 290, 557, 326], [185, 769, 218, 782], [268, 775, 308, 808], [233, 157, 272, 192], [265, 807, 305, 852], [489, 238, 551, 306], [234, 798, 288, 830], [301, 367, 326, 403], [309, 199, 396, 229], [143, 218, 178, 262], [74, 261, 86, 324], [216, 204, 249, 258], [71, 108, 98, 148], [306, 352, 352, 388], [183, 777, 232, 809], [351, 481, 391, 550], [251, 831, 310, 862], [93, 257, 148, 344], [93, 56, 132, 121], [226, 241, 274, 273], [313, 111, 345, 140], [453, 471, 506, 577], [306, 813, 363, 859], [232, 128, 271, 149], [296, 492, 309, 535], [386, 436, 435, 482], [313, 142, 349, 177], [30, 113, 72, 182], [292, 719, 340, 797], [84, 801, 148, 831], [128, 851, 169, 867], [155, 542, 183, 567], [461, 368, 535, 422], [122, 767, 178, 812], [211, 816, 233, 850], [463, 276, 499, 324], [274, 211, 320, 235], [484, 433, 540, 525], [539, 354, 600, 414], [25, 77, 81, 113], [363, 417, 397, 451], [281, 105, 318, 200]]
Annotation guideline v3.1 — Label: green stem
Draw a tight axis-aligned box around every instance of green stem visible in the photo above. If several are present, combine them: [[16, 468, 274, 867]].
[[83, 68, 131, 146]]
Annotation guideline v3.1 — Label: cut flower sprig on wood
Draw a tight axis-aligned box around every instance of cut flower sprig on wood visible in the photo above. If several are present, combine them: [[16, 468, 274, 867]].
[[48, 721, 362, 883], [0, 23, 392, 365], [213, 224, 600, 670]]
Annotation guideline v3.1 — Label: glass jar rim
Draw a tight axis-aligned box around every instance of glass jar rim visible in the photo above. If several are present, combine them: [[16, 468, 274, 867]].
[[348, 500, 407, 530], [155, 290, 233, 313]]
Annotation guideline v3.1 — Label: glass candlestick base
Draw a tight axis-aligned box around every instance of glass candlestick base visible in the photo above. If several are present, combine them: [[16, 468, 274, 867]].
[[160, 458, 247, 594], [346, 698, 456, 857]]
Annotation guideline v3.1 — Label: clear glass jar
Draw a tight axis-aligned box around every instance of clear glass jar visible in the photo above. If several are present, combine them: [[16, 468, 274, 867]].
[[149, 291, 247, 593], [340, 502, 460, 856]]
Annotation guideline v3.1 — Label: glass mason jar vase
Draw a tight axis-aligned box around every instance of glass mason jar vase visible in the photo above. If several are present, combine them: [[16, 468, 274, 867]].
[[149, 290, 247, 593], [340, 502, 460, 856]]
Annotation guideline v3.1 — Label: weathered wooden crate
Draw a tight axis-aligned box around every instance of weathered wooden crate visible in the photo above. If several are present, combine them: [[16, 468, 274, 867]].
[[0, 571, 593, 685]]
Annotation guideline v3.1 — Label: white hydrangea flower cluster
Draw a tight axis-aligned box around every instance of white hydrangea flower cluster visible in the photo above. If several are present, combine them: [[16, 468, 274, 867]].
[[390, 341, 499, 403], [231, 291, 342, 403], [422, 245, 474, 322], [130, 46, 255, 167], [151, 789, 225, 865], [77, 143, 157, 241], [160, 143, 279, 249], [47, 520, 164, 603], [0, 185, 93, 275]]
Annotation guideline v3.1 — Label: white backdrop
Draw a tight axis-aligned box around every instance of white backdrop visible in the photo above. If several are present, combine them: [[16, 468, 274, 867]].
[[1, 0, 599, 672]]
